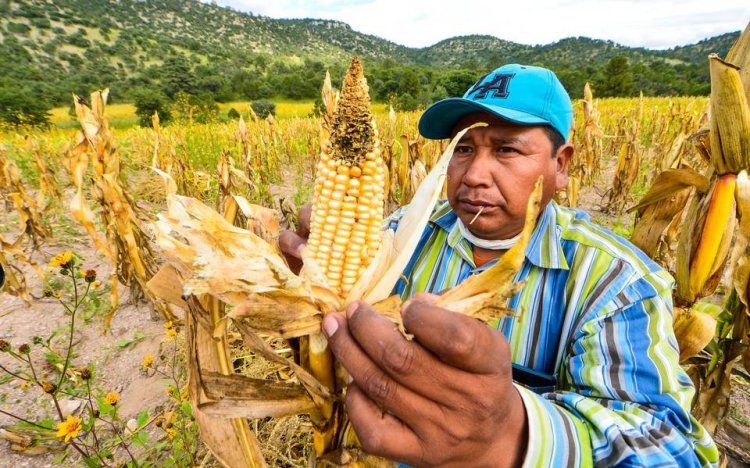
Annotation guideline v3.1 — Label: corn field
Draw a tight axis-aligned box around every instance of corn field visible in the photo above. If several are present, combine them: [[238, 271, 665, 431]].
[[1, 27, 750, 467]]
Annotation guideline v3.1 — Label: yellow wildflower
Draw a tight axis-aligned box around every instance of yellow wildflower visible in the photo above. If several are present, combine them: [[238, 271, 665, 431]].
[[165, 328, 177, 339], [163, 321, 174, 329], [104, 392, 120, 405], [55, 415, 82, 442], [142, 354, 154, 369], [166, 428, 177, 440], [49, 252, 73, 268], [53, 291, 62, 299]]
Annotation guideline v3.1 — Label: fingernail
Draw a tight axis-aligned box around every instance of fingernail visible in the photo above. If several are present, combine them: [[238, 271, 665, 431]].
[[346, 301, 359, 318], [323, 315, 339, 337], [347, 373, 353, 384]]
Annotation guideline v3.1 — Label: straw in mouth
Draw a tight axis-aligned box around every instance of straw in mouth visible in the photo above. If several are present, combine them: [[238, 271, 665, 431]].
[[469, 206, 484, 225]]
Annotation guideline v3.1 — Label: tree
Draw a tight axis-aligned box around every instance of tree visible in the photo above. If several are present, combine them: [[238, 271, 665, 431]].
[[251, 100, 275, 119], [133, 88, 170, 127], [0, 80, 51, 127], [438, 69, 479, 97], [159, 56, 196, 99], [597, 56, 634, 97]]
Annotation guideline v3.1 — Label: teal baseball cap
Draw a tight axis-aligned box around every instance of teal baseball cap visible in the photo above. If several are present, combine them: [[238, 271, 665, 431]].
[[419, 64, 573, 141]]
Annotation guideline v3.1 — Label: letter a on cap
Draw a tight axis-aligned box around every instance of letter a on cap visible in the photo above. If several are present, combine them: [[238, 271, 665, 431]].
[[466, 73, 515, 100]]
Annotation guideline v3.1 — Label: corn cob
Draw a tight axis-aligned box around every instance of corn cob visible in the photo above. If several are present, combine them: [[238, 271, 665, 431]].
[[305, 57, 386, 297], [675, 55, 750, 303], [688, 174, 737, 297]]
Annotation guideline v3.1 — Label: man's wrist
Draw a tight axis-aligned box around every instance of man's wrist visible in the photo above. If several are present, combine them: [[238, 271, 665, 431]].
[[480, 384, 528, 468]]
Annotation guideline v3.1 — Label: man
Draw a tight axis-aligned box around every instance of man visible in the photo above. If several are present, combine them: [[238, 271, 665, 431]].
[[282, 64, 719, 466]]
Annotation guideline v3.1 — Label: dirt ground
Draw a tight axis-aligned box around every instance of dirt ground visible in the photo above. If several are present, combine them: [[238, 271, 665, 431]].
[[1, 174, 750, 467], [0, 220, 173, 466]]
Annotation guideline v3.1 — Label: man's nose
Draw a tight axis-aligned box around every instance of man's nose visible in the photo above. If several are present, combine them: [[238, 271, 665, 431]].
[[462, 149, 493, 186]]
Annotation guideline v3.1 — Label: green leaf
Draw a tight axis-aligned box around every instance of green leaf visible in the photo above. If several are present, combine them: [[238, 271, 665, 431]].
[[96, 397, 115, 417], [0, 375, 14, 385], [82, 416, 95, 431], [179, 401, 192, 418], [136, 409, 149, 428], [116, 330, 146, 349], [44, 351, 64, 364], [131, 430, 149, 447], [37, 417, 56, 429], [116, 338, 133, 348]]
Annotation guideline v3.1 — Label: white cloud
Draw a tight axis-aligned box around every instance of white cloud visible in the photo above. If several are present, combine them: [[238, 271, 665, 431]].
[[208, 0, 749, 49]]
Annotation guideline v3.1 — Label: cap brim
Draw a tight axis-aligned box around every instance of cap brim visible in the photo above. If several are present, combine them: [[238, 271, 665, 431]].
[[418, 98, 551, 139]]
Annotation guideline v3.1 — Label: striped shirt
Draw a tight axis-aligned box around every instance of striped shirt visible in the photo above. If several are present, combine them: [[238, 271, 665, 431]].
[[389, 199, 719, 467]]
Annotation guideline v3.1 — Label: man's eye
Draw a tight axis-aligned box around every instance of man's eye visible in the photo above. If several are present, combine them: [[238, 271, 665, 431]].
[[496, 146, 517, 154], [454, 145, 473, 154]]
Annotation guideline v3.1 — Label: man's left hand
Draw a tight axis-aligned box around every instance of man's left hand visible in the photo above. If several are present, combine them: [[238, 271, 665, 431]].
[[323, 297, 528, 467]]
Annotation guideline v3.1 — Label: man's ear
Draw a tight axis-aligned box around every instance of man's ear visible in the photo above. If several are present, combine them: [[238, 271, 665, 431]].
[[554, 144, 574, 191]]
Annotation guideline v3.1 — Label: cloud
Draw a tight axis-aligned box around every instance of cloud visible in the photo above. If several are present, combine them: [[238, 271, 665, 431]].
[[207, 0, 749, 49]]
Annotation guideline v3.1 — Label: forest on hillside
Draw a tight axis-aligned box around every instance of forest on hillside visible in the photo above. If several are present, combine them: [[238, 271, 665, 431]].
[[0, 0, 740, 127]]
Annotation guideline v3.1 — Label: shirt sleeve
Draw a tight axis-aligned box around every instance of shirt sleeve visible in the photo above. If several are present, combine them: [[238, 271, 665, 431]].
[[515, 271, 719, 467]]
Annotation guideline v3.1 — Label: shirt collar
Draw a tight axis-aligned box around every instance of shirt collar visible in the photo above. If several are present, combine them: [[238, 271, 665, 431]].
[[525, 201, 569, 270], [429, 199, 569, 271], [430, 201, 476, 265]]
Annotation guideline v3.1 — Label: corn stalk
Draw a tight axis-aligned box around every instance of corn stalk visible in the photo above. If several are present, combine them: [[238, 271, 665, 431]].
[[0, 148, 51, 248], [688, 28, 750, 432], [603, 96, 644, 215], [66, 90, 176, 329]]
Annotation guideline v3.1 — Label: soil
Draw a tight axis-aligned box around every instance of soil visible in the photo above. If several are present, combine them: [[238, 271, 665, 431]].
[[0, 217, 172, 466]]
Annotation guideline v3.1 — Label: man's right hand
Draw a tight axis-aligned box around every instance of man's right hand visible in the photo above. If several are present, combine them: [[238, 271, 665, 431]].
[[278, 203, 311, 274]]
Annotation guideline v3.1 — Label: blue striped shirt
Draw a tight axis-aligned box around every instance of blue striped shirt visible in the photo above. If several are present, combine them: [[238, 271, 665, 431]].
[[390, 200, 718, 467]]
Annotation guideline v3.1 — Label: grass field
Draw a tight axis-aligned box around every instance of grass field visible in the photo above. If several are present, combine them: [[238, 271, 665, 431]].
[[47, 100, 392, 129]]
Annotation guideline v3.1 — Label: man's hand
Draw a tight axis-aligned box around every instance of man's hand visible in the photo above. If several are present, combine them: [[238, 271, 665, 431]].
[[278, 203, 311, 274], [322, 297, 528, 467]]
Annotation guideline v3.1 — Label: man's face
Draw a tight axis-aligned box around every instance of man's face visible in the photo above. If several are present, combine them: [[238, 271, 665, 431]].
[[447, 112, 572, 240]]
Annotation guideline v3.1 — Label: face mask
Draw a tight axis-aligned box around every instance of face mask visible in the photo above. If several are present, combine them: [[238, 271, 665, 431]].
[[456, 218, 521, 250]]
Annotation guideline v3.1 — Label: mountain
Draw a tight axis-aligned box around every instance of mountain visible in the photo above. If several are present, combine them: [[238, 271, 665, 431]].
[[0, 0, 742, 115]]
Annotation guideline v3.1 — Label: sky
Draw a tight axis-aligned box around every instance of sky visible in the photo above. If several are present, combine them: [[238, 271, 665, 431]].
[[206, 0, 749, 50]]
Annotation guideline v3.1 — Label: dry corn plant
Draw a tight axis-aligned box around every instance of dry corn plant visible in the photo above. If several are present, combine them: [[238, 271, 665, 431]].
[[238, 113, 282, 206], [0, 147, 46, 301], [147, 57, 542, 467], [397, 134, 429, 207], [66, 90, 176, 329], [0, 147, 52, 249], [237, 116, 272, 204], [29, 139, 62, 211], [129, 114, 208, 202], [564, 83, 599, 208], [380, 106, 397, 208], [630, 26, 750, 434], [0, 233, 39, 303], [214, 148, 279, 237], [687, 35, 750, 433], [602, 96, 645, 215]]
